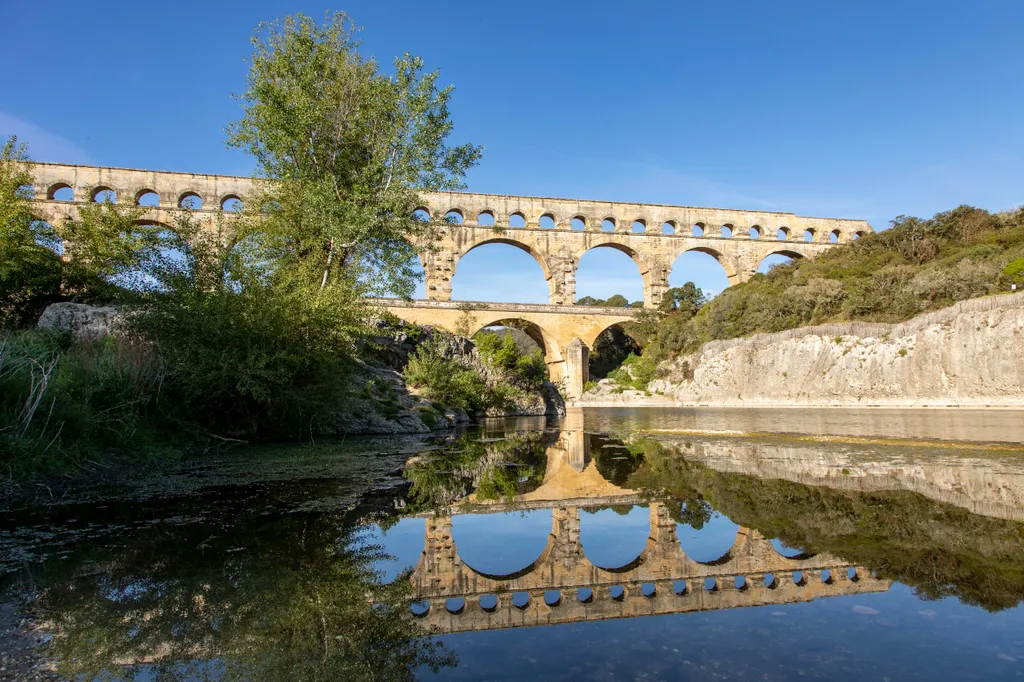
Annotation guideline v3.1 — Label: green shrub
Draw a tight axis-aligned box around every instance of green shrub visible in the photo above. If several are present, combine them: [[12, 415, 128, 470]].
[[403, 337, 487, 412], [0, 330, 174, 479]]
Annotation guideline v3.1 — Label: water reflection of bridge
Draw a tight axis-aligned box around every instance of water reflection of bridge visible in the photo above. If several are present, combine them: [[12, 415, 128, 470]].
[[409, 419, 891, 633]]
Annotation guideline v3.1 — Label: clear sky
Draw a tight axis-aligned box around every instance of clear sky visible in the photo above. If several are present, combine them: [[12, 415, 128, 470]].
[[3, 1, 1022, 303]]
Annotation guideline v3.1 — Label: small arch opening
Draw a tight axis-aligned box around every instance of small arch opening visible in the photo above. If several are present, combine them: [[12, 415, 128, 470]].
[[445, 597, 466, 614], [479, 594, 498, 612], [804, 229, 815, 242], [830, 230, 840, 244], [136, 190, 160, 207], [821, 569, 833, 585], [777, 227, 789, 241], [734, 576, 748, 591], [692, 223, 705, 237], [720, 225, 733, 238], [793, 571, 806, 586], [477, 210, 495, 226], [609, 585, 625, 601], [544, 590, 561, 607], [703, 577, 718, 592], [444, 209, 464, 225], [179, 193, 203, 210], [508, 212, 526, 228], [673, 580, 688, 595], [539, 214, 556, 229], [571, 216, 586, 231], [512, 592, 531, 610], [601, 218, 616, 232], [50, 184, 74, 201], [410, 601, 430, 617], [413, 208, 430, 222], [662, 221, 676, 235], [631, 220, 646, 234], [641, 583, 657, 598], [847, 567, 860, 582], [222, 196, 243, 213], [764, 573, 777, 589], [748, 226, 761, 239], [92, 187, 116, 203], [577, 587, 594, 603], [854, 230, 866, 240]]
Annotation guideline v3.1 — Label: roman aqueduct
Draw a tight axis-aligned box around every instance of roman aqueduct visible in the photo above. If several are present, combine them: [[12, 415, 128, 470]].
[[25, 163, 873, 398]]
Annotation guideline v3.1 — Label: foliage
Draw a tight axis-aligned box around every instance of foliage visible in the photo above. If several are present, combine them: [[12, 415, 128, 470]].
[[0, 136, 62, 326], [403, 336, 489, 412], [20, 510, 455, 681], [226, 11, 481, 298], [403, 431, 551, 509], [577, 294, 638, 307], [474, 330, 548, 390], [124, 212, 365, 439], [0, 329, 174, 480], [588, 325, 641, 380], [607, 352, 660, 391]]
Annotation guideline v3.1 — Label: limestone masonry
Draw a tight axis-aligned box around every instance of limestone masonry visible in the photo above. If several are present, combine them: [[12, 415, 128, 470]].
[[26, 162, 871, 400]]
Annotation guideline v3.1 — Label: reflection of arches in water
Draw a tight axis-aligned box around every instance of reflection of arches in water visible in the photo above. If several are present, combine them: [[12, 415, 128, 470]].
[[676, 512, 741, 563], [451, 509, 552, 577], [590, 434, 644, 486], [770, 538, 814, 560], [579, 505, 650, 570]]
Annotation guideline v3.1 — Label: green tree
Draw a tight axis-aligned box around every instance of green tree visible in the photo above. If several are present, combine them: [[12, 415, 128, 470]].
[[0, 136, 61, 326], [226, 11, 482, 298]]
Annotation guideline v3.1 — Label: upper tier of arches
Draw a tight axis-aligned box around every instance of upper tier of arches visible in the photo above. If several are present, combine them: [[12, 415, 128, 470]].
[[27, 162, 873, 245]]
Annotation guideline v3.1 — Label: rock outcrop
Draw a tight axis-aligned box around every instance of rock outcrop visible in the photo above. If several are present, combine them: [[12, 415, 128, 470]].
[[37, 302, 120, 341], [645, 292, 1024, 407]]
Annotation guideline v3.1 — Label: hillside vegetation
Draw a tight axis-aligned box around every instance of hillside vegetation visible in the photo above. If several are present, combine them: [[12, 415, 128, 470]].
[[629, 205, 1024, 363]]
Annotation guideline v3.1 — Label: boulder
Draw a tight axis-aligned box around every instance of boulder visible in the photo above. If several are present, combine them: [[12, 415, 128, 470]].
[[37, 303, 120, 341]]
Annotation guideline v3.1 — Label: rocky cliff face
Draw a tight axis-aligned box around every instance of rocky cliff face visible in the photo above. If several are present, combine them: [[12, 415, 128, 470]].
[[648, 292, 1024, 407]]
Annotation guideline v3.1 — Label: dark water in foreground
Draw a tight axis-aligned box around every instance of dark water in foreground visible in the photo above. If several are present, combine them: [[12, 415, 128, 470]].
[[3, 407, 1024, 681]]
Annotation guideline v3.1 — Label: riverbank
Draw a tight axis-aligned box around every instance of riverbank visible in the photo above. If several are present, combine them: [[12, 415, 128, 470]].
[[583, 291, 1024, 408]]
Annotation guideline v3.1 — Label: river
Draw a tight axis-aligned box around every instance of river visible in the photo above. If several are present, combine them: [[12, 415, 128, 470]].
[[3, 407, 1024, 681]]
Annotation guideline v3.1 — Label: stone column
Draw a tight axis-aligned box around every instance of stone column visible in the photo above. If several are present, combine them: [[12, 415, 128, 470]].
[[424, 249, 457, 300], [547, 251, 577, 306], [563, 338, 589, 401], [642, 258, 670, 309]]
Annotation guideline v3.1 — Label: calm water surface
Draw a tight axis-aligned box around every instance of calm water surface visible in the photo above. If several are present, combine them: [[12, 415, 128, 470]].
[[3, 407, 1024, 681]]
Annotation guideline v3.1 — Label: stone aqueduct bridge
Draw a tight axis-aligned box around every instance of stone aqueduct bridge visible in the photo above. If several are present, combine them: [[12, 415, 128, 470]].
[[407, 422, 889, 633], [26, 162, 873, 398]]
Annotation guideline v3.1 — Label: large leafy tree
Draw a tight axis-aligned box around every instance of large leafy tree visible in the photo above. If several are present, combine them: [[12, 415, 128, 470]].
[[227, 12, 482, 298], [0, 136, 61, 325]]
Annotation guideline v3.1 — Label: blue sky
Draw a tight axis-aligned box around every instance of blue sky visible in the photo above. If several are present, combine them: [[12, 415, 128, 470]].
[[3, 1, 1022, 303]]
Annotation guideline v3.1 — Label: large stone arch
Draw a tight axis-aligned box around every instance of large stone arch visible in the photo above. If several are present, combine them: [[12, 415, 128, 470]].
[[574, 241, 665, 307], [666, 245, 744, 290], [470, 316, 564, 373], [450, 237, 557, 304]]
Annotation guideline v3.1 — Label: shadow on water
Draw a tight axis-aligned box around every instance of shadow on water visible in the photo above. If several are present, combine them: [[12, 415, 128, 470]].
[[3, 408, 1024, 680]]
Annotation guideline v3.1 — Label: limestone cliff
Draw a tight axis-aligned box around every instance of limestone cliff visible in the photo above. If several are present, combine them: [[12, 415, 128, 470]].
[[647, 292, 1024, 407]]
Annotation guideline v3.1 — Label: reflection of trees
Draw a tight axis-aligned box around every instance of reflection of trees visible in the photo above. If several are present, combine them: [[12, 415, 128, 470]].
[[590, 434, 646, 486], [627, 440, 1024, 612], [19, 511, 454, 681], [403, 431, 553, 509]]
